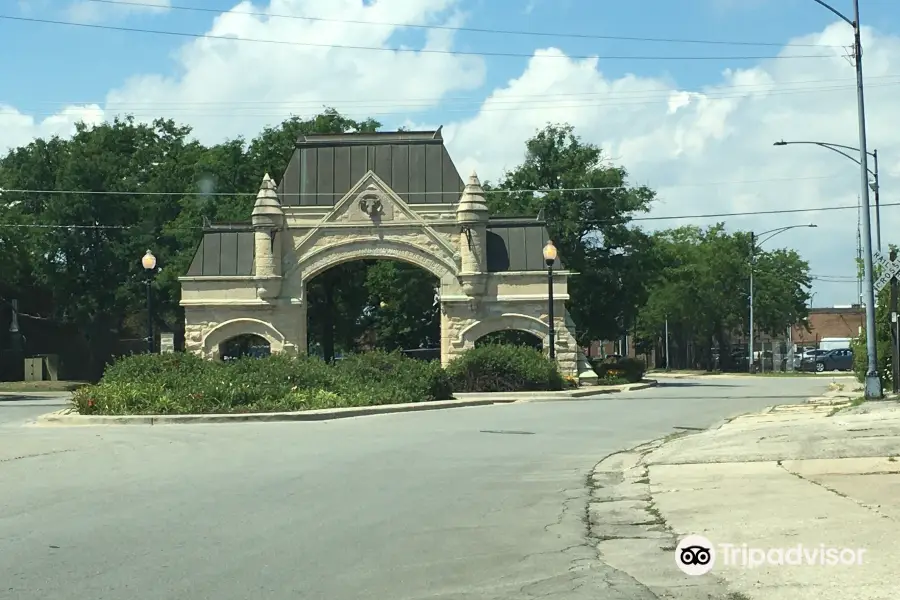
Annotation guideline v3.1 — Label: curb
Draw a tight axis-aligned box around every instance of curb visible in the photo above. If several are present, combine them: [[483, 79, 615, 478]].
[[454, 380, 658, 403], [34, 397, 519, 426]]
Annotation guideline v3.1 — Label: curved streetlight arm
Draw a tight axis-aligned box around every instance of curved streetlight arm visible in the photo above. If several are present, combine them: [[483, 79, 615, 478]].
[[811, 0, 854, 25], [774, 140, 876, 179], [755, 224, 816, 250]]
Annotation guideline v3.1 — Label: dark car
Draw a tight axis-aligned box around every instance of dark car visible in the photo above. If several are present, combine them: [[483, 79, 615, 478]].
[[802, 348, 853, 373]]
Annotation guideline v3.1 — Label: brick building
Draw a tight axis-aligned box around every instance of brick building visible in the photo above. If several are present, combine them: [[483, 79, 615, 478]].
[[792, 306, 864, 346]]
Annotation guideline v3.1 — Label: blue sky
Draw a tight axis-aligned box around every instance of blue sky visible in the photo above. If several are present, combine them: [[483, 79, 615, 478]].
[[2, 0, 900, 308], [2, 0, 898, 122]]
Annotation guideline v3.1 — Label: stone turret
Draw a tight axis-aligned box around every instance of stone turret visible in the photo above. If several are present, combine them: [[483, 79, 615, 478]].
[[251, 173, 284, 298], [456, 171, 489, 275]]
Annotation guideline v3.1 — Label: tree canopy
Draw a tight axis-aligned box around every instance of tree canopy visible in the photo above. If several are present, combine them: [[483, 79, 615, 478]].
[[486, 124, 657, 343], [0, 111, 813, 378]]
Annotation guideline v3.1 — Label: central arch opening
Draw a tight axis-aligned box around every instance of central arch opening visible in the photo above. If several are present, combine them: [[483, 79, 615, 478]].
[[305, 259, 441, 362], [220, 333, 272, 361]]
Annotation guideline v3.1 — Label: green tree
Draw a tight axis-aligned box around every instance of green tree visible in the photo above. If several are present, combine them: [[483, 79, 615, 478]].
[[361, 261, 440, 351], [636, 225, 810, 370], [488, 123, 656, 343], [0, 117, 207, 376]]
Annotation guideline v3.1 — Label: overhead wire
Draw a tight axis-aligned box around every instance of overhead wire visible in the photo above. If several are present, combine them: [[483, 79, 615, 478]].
[[0, 173, 864, 198], [12, 79, 900, 119], [84, 0, 842, 49], [0, 14, 839, 61], [28, 74, 900, 109], [0, 201, 895, 231]]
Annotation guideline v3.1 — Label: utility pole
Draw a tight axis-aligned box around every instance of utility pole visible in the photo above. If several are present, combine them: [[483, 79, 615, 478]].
[[891, 249, 899, 394], [665, 316, 670, 370], [749, 232, 755, 374], [850, 0, 883, 399]]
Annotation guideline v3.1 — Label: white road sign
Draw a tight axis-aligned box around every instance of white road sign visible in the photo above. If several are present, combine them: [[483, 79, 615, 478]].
[[874, 258, 900, 293]]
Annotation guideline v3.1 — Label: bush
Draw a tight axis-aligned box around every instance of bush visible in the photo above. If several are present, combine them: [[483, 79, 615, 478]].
[[73, 350, 452, 416], [331, 351, 452, 405], [591, 357, 646, 383], [851, 335, 893, 388], [445, 344, 564, 393]]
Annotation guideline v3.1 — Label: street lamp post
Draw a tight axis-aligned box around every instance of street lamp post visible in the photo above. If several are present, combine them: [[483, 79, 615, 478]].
[[773, 140, 880, 250], [749, 225, 817, 373], [802, 0, 881, 399], [542, 240, 558, 360], [141, 250, 157, 353]]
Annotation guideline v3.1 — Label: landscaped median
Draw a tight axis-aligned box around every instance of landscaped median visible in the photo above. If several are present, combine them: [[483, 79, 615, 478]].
[[35, 345, 655, 426]]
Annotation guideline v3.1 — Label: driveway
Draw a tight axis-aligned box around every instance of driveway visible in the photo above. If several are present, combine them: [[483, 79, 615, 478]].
[[1, 376, 831, 599]]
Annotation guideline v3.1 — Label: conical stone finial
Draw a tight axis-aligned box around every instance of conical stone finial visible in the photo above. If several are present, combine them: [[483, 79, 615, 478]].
[[456, 169, 488, 224], [252, 173, 284, 225]]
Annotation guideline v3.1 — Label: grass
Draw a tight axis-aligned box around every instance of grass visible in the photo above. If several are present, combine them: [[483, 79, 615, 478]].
[[0, 380, 88, 392]]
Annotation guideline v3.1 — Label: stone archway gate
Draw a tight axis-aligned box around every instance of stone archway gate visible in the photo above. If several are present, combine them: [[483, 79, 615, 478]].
[[179, 130, 596, 381]]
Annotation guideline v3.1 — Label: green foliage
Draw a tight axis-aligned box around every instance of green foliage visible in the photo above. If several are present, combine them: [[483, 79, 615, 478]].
[[591, 357, 646, 383], [445, 344, 564, 392], [851, 272, 894, 387], [487, 123, 656, 343], [360, 261, 440, 351], [635, 225, 811, 370], [476, 330, 542, 349], [72, 350, 451, 415]]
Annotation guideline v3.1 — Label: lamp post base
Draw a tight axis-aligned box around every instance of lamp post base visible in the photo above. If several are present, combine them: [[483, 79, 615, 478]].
[[865, 372, 884, 400]]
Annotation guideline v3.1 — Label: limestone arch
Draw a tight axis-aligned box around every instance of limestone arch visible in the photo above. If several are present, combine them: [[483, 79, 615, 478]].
[[456, 313, 551, 348], [202, 318, 286, 359], [298, 238, 458, 283]]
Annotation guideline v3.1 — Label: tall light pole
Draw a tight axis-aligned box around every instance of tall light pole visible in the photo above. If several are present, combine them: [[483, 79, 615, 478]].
[[749, 225, 817, 373], [142, 250, 157, 353], [773, 140, 880, 251], [800, 0, 881, 398], [542, 240, 558, 360]]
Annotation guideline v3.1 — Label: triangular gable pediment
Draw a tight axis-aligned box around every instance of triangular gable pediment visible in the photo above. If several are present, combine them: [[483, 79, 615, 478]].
[[320, 170, 419, 225], [290, 170, 459, 261]]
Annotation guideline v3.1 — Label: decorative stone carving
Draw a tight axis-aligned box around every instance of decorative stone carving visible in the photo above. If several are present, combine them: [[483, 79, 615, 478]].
[[340, 185, 394, 222]]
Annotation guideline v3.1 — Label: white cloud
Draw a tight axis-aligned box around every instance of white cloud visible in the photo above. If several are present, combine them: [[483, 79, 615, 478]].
[[441, 23, 899, 306], [1, 2, 897, 306], [0, 104, 104, 150], [66, 0, 171, 23]]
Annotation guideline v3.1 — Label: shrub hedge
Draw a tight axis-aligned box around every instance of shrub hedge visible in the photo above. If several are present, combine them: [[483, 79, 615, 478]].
[[445, 343, 564, 393], [74, 350, 452, 415], [72, 344, 566, 415], [591, 357, 646, 383]]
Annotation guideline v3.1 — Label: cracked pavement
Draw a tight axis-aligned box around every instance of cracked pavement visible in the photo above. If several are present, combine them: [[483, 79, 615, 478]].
[[588, 380, 900, 600], [0, 377, 829, 599]]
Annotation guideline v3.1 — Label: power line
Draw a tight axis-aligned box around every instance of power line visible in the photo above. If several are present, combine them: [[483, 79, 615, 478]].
[[0, 201, 895, 231], [14, 80, 898, 120], [86, 0, 841, 49], [29, 74, 900, 108], [0, 15, 837, 61], [0, 173, 859, 198]]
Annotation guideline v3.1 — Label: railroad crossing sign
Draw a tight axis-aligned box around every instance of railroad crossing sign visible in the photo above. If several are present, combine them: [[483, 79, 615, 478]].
[[874, 251, 900, 293]]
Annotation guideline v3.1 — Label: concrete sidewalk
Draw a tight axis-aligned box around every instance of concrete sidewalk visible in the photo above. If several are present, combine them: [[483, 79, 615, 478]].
[[589, 383, 900, 599]]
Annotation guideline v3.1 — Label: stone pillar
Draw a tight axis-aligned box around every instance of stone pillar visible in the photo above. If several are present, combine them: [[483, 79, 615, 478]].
[[456, 172, 489, 293], [251, 173, 284, 298]]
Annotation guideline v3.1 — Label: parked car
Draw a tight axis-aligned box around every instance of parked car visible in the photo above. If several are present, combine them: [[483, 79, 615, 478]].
[[801, 348, 853, 373], [794, 348, 830, 369]]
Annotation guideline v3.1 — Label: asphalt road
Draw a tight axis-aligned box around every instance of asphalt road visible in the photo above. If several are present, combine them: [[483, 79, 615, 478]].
[[1, 376, 834, 599]]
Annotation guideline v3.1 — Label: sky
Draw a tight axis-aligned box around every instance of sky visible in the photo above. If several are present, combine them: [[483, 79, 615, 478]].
[[2, 0, 900, 308]]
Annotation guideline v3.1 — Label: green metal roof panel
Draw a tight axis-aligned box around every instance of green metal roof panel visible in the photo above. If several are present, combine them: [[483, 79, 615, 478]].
[[186, 231, 256, 276], [485, 221, 563, 272], [280, 130, 463, 206]]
